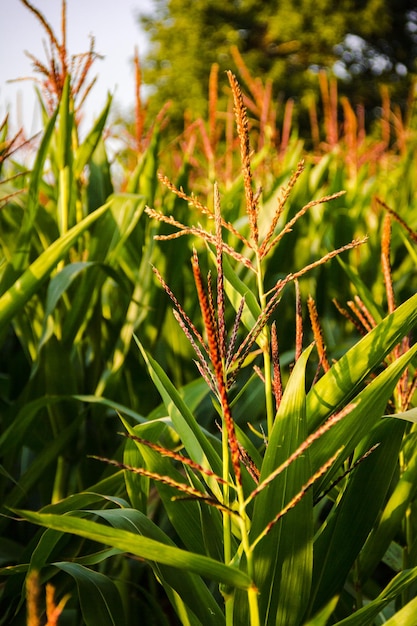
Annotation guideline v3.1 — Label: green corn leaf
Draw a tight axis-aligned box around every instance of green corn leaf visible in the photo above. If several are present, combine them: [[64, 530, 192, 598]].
[[0, 394, 145, 461], [164, 588, 203, 626], [126, 125, 159, 202], [383, 595, 417, 626], [27, 105, 59, 224], [13, 510, 252, 590], [23, 519, 121, 592], [310, 343, 417, 488], [29, 527, 76, 574], [145, 377, 212, 426], [43, 260, 127, 349], [259, 344, 313, 626], [57, 76, 73, 171], [85, 193, 146, 264], [105, 194, 148, 262], [121, 418, 211, 555], [135, 339, 223, 484], [0, 396, 59, 456], [54, 562, 126, 626], [61, 195, 146, 348], [56, 76, 74, 235], [91, 508, 225, 626], [386, 407, 417, 423], [235, 345, 314, 626], [332, 566, 417, 625], [74, 93, 112, 178], [1, 418, 81, 527], [196, 489, 225, 563], [308, 417, 406, 618], [123, 430, 150, 513], [41, 482, 128, 515], [0, 201, 110, 334], [358, 433, 417, 581], [336, 257, 383, 324], [86, 137, 114, 209], [40, 261, 98, 348], [303, 597, 340, 626], [307, 292, 417, 431], [22, 490, 213, 626], [0, 112, 58, 289], [69, 548, 123, 567]]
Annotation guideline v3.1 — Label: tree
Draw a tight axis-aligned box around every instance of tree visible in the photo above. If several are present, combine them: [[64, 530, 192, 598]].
[[139, 0, 417, 128]]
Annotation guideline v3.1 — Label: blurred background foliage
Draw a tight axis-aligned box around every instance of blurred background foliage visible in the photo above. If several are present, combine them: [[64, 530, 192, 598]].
[[0, 1, 417, 623], [140, 0, 417, 131]]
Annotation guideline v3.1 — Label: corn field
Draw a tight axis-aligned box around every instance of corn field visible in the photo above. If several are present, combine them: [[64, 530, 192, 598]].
[[1, 3, 417, 625]]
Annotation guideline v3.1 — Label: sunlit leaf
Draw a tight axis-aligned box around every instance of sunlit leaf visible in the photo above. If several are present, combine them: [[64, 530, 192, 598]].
[[14, 510, 252, 590]]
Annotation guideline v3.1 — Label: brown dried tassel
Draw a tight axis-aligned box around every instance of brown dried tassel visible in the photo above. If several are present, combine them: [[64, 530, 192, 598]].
[[246, 403, 355, 504], [154, 173, 254, 251], [21, 1, 60, 53], [261, 190, 346, 260], [237, 441, 260, 484], [347, 299, 373, 334], [314, 443, 380, 505], [333, 298, 366, 335], [376, 197, 417, 244], [307, 295, 330, 372], [259, 160, 305, 258], [353, 295, 377, 330], [92, 455, 222, 502], [207, 271, 221, 357], [215, 183, 227, 361], [208, 63, 219, 153], [45, 583, 70, 626], [226, 296, 245, 369], [26, 570, 41, 626], [254, 449, 342, 544], [123, 433, 229, 485], [192, 250, 242, 486], [381, 213, 395, 314], [59, 0, 68, 79], [405, 366, 417, 410], [230, 237, 367, 379], [226, 70, 259, 246], [146, 206, 255, 271], [271, 321, 283, 413], [152, 265, 207, 353]]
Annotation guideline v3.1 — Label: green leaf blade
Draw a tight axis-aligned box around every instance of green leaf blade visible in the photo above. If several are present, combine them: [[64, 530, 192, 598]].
[[14, 511, 252, 591], [236, 345, 314, 626], [54, 562, 126, 626], [307, 293, 417, 431]]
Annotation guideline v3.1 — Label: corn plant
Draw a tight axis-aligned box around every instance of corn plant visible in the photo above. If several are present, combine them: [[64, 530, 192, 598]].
[[3, 70, 416, 626], [2, 2, 417, 622], [0, 5, 186, 621]]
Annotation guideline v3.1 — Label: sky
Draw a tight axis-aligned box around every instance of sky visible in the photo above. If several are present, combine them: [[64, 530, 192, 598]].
[[0, 0, 154, 135]]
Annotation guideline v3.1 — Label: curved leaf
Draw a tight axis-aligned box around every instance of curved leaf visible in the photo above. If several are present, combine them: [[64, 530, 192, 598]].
[[310, 343, 417, 485], [135, 339, 223, 491], [307, 292, 417, 431], [14, 510, 252, 590], [235, 345, 314, 625], [333, 567, 417, 626], [74, 94, 112, 178], [54, 562, 125, 626], [92, 507, 225, 626], [308, 418, 406, 617], [0, 201, 110, 333]]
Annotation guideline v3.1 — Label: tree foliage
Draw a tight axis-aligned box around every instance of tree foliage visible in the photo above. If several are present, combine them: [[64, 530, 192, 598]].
[[140, 0, 417, 127]]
